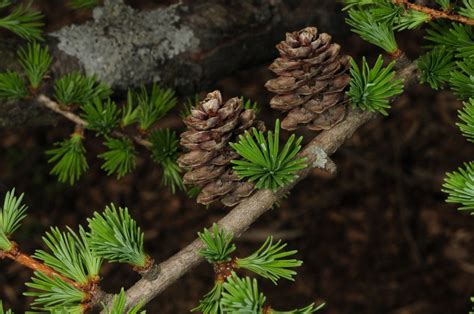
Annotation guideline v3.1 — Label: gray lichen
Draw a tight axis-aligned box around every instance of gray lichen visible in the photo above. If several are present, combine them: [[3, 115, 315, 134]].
[[309, 145, 337, 174], [51, 0, 199, 89], [310, 146, 329, 169]]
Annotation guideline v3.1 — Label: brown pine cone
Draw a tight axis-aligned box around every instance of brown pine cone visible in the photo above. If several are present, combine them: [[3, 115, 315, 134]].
[[178, 91, 261, 207], [265, 26, 351, 131]]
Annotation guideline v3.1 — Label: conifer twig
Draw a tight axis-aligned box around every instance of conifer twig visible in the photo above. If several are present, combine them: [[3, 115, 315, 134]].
[[0, 242, 81, 289], [393, 0, 474, 25], [36, 94, 152, 147], [110, 59, 418, 311], [38, 94, 87, 126]]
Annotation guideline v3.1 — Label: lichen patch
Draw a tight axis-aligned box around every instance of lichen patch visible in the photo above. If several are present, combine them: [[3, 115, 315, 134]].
[[51, 0, 199, 88]]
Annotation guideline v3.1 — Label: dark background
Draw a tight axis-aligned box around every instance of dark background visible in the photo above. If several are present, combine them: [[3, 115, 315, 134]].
[[0, 1, 473, 313]]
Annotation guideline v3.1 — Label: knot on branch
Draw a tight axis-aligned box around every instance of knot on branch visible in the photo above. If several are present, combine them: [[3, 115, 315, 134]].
[[133, 256, 160, 281]]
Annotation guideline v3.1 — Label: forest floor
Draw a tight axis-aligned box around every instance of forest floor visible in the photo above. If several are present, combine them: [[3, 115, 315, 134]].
[[0, 1, 473, 313]]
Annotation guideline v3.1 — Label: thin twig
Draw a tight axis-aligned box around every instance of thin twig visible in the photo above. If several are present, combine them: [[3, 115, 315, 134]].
[[393, 0, 474, 25], [0, 242, 82, 290], [37, 95, 87, 126], [36, 94, 152, 148]]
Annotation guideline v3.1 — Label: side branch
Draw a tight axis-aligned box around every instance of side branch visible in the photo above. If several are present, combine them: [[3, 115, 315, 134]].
[[0, 242, 81, 289], [37, 94, 87, 126], [393, 0, 474, 25], [36, 94, 152, 148]]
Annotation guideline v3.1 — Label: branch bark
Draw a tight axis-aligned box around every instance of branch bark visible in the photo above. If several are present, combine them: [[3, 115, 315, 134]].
[[0, 0, 347, 128], [36, 94, 152, 147], [0, 242, 81, 289]]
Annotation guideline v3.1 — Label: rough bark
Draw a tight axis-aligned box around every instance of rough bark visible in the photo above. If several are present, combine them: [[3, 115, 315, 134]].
[[0, 0, 347, 128]]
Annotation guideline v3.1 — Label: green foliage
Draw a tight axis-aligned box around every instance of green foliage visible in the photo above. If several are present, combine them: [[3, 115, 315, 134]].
[[364, 2, 402, 24], [221, 274, 266, 313], [236, 237, 302, 284], [0, 3, 44, 41], [345, 8, 398, 53], [219, 273, 324, 314], [87, 204, 148, 267], [46, 134, 88, 185], [230, 120, 307, 192], [198, 223, 236, 263], [0, 71, 28, 100], [180, 94, 200, 118], [17, 42, 51, 89], [68, 0, 98, 9], [49, 307, 81, 314], [103, 288, 146, 314], [417, 46, 456, 90], [33, 226, 102, 284], [149, 128, 179, 165], [99, 137, 137, 179], [425, 22, 474, 58], [0, 1, 12, 9], [442, 162, 474, 212], [0, 189, 27, 251], [457, 99, 474, 142], [272, 304, 325, 314], [220, 274, 324, 313], [459, 0, 474, 19], [458, 42, 474, 59], [192, 281, 224, 314], [450, 58, 474, 100], [395, 9, 430, 31], [121, 90, 140, 127], [54, 72, 111, 106], [195, 226, 314, 312], [186, 185, 202, 199], [348, 55, 404, 115], [0, 300, 12, 314], [149, 129, 184, 193], [25, 272, 84, 312], [81, 98, 120, 136], [435, 0, 451, 10], [130, 84, 176, 130], [343, 0, 392, 12], [242, 97, 260, 115]]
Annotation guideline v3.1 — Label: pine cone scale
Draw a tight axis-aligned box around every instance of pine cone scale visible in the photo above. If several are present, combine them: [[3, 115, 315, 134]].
[[178, 150, 218, 167], [183, 116, 220, 131], [183, 165, 226, 185]]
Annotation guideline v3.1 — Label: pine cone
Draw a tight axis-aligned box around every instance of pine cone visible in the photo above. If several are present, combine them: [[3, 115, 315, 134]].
[[178, 91, 261, 207], [265, 27, 351, 131]]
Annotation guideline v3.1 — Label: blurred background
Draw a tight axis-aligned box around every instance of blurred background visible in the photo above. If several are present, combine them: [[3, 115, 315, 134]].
[[0, 1, 473, 313]]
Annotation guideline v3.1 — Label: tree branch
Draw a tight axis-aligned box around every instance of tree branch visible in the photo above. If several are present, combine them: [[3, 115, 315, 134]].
[[0, 242, 81, 290], [115, 59, 418, 310], [393, 0, 474, 25], [37, 94, 87, 126], [36, 94, 152, 148]]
